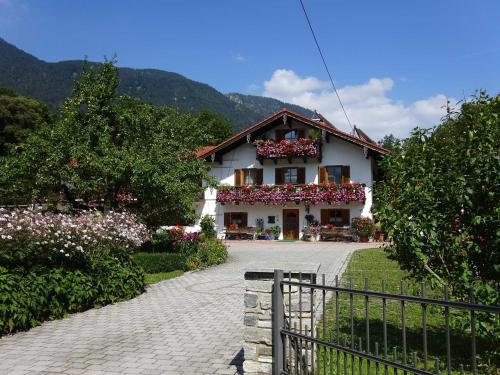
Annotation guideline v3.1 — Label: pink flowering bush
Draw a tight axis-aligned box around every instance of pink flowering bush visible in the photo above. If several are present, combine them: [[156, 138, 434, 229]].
[[0, 208, 150, 271], [217, 183, 365, 205], [255, 138, 319, 159]]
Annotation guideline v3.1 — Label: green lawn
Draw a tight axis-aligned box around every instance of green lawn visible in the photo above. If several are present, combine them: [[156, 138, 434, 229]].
[[145, 270, 184, 284], [313, 248, 497, 375]]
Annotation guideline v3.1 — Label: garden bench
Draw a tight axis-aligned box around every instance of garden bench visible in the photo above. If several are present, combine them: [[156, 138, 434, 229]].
[[225, 227, 256, 240]]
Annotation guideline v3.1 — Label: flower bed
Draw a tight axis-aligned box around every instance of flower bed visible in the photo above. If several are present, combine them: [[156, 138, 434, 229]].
[[216, 183, 365, 205], [255, 138, 319, 159], [0, 208, 149, 335]]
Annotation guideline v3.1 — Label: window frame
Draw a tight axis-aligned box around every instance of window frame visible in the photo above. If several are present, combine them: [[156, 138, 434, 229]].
[[283, 167, 299, 184]]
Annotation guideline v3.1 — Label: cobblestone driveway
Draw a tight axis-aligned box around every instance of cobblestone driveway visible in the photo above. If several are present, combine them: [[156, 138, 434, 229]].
[[0, 242, 376, 375]]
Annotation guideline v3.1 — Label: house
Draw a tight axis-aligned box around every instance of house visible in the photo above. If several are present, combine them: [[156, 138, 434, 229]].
[[195, 108, 388, 240]]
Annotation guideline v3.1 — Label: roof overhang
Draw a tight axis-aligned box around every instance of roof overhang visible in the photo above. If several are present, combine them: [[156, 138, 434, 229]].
[[196, 108, 389, 162]]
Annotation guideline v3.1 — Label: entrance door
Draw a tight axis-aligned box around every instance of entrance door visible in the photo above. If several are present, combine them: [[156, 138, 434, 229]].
[[283, 209, 299, 240]]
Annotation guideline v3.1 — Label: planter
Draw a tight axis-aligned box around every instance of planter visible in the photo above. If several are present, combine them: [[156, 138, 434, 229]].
[[359, 235, 369, 243]]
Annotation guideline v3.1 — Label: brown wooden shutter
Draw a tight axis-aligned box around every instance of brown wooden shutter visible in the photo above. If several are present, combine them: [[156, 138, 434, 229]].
[[256, 169, 263, 185], [341, 165, 351, 184], [341, 209, 350, 226], [318, 167, 328, 184], [297, 128, 306, 139], [320, 209, 329, 225], [242, 213, 248, 227], [275, 168, 283, 185], [276, 129, 284, 141], [234, 169, 243, 186], [297, 167, 306, 184], [224, 213, 230, 227]]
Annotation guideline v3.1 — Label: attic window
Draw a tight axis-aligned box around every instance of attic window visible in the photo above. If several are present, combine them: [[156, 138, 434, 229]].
[[284, 130, 298, 141]]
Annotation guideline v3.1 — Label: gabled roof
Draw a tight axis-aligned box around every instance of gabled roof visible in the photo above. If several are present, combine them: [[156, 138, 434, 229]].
[[196, 108, 388, 159]]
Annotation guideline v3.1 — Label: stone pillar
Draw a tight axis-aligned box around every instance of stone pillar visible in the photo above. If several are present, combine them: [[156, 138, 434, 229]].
[[243, 266, 319, 375]]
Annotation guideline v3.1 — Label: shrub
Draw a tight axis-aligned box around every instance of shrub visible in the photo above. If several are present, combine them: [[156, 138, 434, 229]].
[[150, 229, 173, 252], [132, 252, 186, 273], [0, 208, 150, 272], [0, 261, 144, 335], [185, 239, 228, 271], [351, 217, 375, 237], [200, 215, 216, 238], [376, 93, 499, 307]]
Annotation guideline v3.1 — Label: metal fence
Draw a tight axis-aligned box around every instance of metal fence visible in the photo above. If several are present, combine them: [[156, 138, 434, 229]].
[[272, 269, 500, 375]]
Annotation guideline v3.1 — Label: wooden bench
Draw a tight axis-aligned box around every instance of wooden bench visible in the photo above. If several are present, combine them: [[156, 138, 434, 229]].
[[320, 227, 355, 242], [225, 227, 256, 240]]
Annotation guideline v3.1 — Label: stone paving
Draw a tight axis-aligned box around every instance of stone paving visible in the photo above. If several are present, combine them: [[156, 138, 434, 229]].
[[0, 241, 377, 375]]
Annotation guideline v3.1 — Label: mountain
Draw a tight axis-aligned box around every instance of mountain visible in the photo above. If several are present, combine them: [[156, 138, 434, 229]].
[[0, 38, 314, 131]]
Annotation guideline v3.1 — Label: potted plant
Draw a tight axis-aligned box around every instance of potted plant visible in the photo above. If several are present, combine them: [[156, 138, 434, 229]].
[[267, 225, 281, 240], [302, 224, 320, 241], [373, 222, 385, 242], [351, 217, 374, 242]]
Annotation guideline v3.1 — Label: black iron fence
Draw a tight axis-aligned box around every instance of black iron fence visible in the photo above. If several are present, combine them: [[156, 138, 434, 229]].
[[272, 269, 500, 375]]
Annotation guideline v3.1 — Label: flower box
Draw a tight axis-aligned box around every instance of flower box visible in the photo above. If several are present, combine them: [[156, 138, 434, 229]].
[[216, 183, 365, 205], [255, 138, 320, 160]]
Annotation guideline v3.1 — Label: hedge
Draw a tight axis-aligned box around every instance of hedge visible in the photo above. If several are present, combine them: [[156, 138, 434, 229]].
[[0, 258, 144, 335]]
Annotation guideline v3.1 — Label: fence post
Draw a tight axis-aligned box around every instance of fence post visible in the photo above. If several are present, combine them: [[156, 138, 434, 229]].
[[273, 269, 284, 375]]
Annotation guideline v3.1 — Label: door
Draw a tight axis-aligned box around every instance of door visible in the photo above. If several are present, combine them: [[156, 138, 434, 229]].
[[283, 209, 299, 240]]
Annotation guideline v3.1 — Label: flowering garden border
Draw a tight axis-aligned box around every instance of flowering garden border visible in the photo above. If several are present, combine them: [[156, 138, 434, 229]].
[[216, 183, 365, 205]]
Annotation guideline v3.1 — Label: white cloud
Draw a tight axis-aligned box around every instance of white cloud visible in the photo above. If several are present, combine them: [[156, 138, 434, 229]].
[[233, 53, 247, 63], [262, 69, 455, 140]]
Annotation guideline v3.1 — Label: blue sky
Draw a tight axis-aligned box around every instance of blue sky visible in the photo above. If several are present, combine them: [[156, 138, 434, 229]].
[[1, 0, 499, 138]]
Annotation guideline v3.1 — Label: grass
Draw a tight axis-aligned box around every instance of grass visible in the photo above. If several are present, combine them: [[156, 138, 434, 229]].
[[145, 270, 184, 284], [312, 248, 498, 375]]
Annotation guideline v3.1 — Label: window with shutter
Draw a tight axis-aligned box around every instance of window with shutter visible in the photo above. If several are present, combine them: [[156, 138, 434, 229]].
[[234, 169, 243, 186], [320, 209, 350, 227], [275, 168, 284, 184], [318, 167, 328, 184], [224, 212, 248, 228], [341, 166, 351, 184], [256, 169, 263, 185], [276, 129, 285, 141], [297, 167, 306, 184]]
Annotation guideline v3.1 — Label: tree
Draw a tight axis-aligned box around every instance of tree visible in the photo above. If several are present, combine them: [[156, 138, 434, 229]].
[[377, 134, 401, 152], [0, 88, 51, 155], [376, 93, 499, 306], [195, 109, 234, 145], [0, 60, 209, 227]]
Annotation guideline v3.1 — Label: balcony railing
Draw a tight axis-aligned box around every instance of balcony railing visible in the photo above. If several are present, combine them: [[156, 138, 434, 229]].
[[255, 138, 320, 162], [216, 183, 365, 205]]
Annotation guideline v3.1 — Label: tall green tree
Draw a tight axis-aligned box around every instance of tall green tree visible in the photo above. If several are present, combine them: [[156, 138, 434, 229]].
[[0, 88, 51, 155], [376, 93, 499, 306], [195, 108, 234, 145], [0, 61, 209, 227]]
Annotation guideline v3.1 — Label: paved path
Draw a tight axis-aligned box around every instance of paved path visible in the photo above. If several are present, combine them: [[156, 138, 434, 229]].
[[0, 242, 377, 375]]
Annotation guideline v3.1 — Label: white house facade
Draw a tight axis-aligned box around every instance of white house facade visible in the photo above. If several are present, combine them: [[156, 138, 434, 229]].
[[194, 109, 388, 240]]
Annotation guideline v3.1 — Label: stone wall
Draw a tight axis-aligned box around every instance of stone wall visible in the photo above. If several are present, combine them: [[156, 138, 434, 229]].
[[243, 267, 318, 375]]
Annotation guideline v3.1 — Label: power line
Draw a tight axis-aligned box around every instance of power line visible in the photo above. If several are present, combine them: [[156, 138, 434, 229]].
[[298, 0, 354, 131]]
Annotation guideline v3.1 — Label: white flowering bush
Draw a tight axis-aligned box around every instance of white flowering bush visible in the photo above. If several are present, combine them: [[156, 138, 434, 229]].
[[0, 208, 150, 271]]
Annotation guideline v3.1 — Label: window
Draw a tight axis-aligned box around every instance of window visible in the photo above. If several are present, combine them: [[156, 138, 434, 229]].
[[276, 167, 305, 185], [319, 165, 350, 184], [234, 168, 263, 186], [284, 129, 298, 141], [243, 169, 257, 185], [326, 166, 342, 184], [283, 167, 298, 184], [320, 209, 350, 227], [224, 212, 248, 228], [268, 216, 276, 224]]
